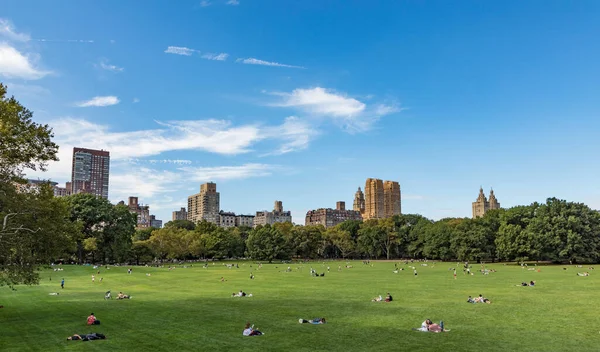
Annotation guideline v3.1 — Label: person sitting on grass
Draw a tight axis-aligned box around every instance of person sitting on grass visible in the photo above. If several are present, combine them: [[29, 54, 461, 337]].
[[299, 318, 326, 324], [117, 292, 131, 299], [67, 333, 106, 341], [243, 322, 263, 336], [385, 293, 393, 302], [529, 280, 535, 286], [413, 319, 432, 331], [467, 296, 475, 303], [87, 313, 100, 325]]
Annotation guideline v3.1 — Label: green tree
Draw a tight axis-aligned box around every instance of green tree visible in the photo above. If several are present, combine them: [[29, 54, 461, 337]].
[[164, 219, 196, 231], [246, 225, 289, 262], [100, 203, 136, 263], [65, 193, 113, 263], [0, 184, 78, 286], [0, 84, 74, 286], [290, 225, 324, 259], [0, 83, 58, 182], [325, 226, 355, 258]]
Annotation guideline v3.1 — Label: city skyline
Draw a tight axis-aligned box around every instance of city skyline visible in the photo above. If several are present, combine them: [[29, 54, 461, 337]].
[[2, 1, 599, 224]]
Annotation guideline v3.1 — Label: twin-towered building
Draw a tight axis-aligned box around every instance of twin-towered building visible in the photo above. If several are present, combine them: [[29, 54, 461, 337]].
[[354, 178, 401, 220], [472, 187, 501, 218]]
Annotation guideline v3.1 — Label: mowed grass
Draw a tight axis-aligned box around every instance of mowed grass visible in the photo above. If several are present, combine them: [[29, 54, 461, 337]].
[[1, 262, 599, 352]]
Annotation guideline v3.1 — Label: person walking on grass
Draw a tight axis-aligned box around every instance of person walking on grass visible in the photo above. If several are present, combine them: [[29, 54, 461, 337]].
[[61, 278, 65, 289]]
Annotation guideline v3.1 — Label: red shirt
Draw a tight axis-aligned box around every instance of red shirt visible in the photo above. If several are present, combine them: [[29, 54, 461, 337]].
[[87, 315, 96, 325]]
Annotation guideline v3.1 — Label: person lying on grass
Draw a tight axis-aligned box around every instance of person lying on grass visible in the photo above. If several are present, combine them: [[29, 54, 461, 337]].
[[474, 294, 491, 304], [243, 322, 263, 336], [577, 272, 590, 276], [299, 318, 326, 324], [87, 313, 100, 325], [232, 290, 253, 297], [413, 319, 450, 332], [117, 292, 131, 299], [67, 333, 106, 341], [372, 295, 383, 302]]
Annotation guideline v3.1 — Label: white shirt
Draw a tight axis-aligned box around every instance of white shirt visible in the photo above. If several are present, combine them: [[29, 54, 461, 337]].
[[243, 328, 252, 336]]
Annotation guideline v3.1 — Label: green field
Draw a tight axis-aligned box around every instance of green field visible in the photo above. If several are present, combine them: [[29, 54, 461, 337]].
[[1, 262, 598, 351]]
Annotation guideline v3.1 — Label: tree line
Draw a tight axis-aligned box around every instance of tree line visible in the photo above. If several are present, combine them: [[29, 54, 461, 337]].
[[2, 82, 600, 288]]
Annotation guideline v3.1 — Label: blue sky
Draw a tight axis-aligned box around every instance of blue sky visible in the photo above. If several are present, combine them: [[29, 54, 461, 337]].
[[2, 0, 599, 224]]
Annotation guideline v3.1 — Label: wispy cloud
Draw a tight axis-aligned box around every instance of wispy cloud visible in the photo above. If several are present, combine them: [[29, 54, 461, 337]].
[[179, 164, 275, 182], [97, 60, 124, 72], [133, 98, 140, 103], [0, 43, 51, 80], [236, 57, 305, 69], [76, 96, 120, 107], [0, 18, 30, 42], [267, 87, 400, 132], [227, 0, 240, 5], [201, 53, 229, 61], [200, 0, 212, 7], [165, 46, 196, 56], [34, 39, 94, 43], [262, 116, 318, 156], [31, 116, 314, 184]]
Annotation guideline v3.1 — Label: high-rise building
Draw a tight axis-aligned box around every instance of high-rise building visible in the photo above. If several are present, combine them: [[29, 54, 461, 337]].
[[364, 178, 384, 220], [383, 181, 401, 217], [353, 187, 365, 214], [187, 182, 220, 224], [172, 207, 188, 221], [472, 187, 500, 218], [127, 196, 151, 228], [71, 147, 110, 199], [305, 201, 363, 228], [362, 178, 401, 220], [253, 201, 292, 227]]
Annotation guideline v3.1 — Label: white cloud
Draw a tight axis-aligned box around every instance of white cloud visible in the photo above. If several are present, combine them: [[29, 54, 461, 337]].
[[273, 87, 366, 117], [76, 96, 120, 107], [262, 116, 318, 156], [227, 0, 240, 4], [236, 57, 305, 69], [133, 98, 140, 103], [201, 53, 229, 61], [0, 18, 30, 42], [164, 46, 196, 56], [179, 164, 275, 183], [0, 43, 51, 80], [98, 60, 124, 72], [200, 0, 212, 7], [268, 87, 400, 132]]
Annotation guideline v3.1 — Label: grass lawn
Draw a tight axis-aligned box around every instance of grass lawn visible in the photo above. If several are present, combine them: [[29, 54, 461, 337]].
[[1, 261, 599, 351]]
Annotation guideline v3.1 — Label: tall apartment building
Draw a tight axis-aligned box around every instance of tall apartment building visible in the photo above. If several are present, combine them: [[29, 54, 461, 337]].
[[472, 187, 501, 218], [71, 147, 110, 199], [172, 207, 188, 221], [187, 182, 220, 224], [353, 187, 365, 214], [253, 201, 292, 227], [127, 196, 151, 228], [364, 178, 384, 220], [305, 201, 363, 228], [362, 178, 401, 220], [383, 181, 401, 217]]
